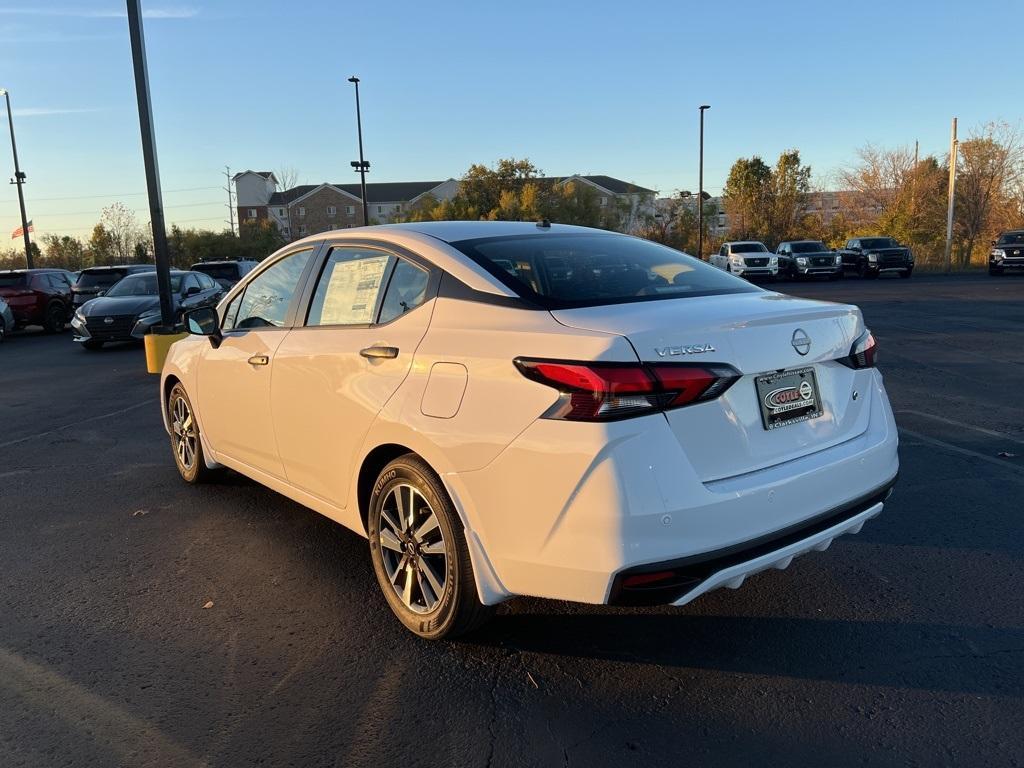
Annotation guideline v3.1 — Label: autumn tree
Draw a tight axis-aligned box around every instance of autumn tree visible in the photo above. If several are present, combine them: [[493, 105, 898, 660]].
[[99, 203, 145, 264], [41, 234, 87, 270], [722, 156, 773, 242]]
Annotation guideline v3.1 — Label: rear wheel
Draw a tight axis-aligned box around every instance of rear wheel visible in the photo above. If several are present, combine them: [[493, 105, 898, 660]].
[[368, 454, 493, 640], [43, 303, 66, 333], [168, 383, 214, 484]]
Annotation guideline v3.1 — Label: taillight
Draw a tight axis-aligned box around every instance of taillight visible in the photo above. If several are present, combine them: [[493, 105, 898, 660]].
[[838, 329, 877, 369], [514, 358, 741, 421]]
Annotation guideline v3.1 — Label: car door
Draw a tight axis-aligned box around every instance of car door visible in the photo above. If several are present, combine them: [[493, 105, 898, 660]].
[[197, 246, 318, 479], [270, 244, 436, 509]]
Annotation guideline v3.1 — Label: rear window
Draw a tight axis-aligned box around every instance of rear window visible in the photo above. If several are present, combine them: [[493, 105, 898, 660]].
[[192, 263, 240, 281], [0, 273, 27, 288], [77, 270, 128, 290], [450, 233, 758, 309]]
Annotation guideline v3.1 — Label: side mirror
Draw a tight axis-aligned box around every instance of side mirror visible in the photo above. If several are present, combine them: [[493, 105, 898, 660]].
[[97, 290, 106, 297], [185, 306, 222, 348], [184, 286, 201, 297], [991, 239, 998, 247]]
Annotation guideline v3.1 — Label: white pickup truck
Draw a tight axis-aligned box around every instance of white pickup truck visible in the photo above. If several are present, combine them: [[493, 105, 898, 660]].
[[710, 241, 779, 281]]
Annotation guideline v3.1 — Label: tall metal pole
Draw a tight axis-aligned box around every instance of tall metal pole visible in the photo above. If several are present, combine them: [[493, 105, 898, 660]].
[[1, 89, 33, 268], [126, 0, 173, 328], [698, 105, 710, 259], [944, 117, 958, 273], [348, 76, 369, 226]]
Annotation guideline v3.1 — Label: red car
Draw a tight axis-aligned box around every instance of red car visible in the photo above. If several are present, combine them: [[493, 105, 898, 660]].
[[0, 268, 75, 333]]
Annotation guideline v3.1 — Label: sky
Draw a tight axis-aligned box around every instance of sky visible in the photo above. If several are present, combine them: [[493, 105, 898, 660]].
[[0, 0, 1021, 241]]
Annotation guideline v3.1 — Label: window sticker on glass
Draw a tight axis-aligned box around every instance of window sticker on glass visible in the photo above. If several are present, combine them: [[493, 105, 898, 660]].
[[311, 253, 391, 326]]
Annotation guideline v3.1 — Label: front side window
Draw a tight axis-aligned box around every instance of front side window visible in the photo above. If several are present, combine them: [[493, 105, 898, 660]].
[[379, 260, 429, 324], [451, 233, 757, 309], [306, 248, 393, 327], [230, 249, 313, 330]]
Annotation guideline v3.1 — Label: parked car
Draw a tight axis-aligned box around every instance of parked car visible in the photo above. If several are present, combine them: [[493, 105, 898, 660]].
[[988, 230, 1024, 275], [162, 221, 898, 640], [776, 240, 843, 280], [839, 237, 914, 278], [71, 269, 223, 350], [709, 241, 779, 280], [73, 264, 156, 308], [0, 268, 75, 332], [0, 295, 14, 342], [190, 259, 260, 290]]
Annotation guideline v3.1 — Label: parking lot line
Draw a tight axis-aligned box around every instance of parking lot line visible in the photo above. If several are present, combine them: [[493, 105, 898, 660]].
[[897, 409, 1024, 445], [898, 427, 1024, 476], [0, 400, 154, 450]]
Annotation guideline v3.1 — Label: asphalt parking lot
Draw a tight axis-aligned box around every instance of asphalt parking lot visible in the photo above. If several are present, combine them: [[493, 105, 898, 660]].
[[2, 273, 1022, 768]]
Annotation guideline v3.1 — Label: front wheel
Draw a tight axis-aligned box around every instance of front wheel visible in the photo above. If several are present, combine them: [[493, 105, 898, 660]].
[[43, 303, 66, 333], [168, 383, 214, 484], [899, 268, 913, 279], [368, 455, 493, 640], [989, 266, 1004, 276]]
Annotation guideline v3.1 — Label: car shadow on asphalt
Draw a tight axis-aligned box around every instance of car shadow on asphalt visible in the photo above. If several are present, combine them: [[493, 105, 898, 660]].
[[468, 611, 1023, 697]]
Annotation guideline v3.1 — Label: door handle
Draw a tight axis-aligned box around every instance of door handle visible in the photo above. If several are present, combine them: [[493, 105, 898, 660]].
[[247, 354, 270, 366], [360, 345, 399, 360]]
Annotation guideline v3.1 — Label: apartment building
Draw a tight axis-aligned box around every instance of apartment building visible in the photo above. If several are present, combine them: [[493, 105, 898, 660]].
[[233, 170, 655, 241]]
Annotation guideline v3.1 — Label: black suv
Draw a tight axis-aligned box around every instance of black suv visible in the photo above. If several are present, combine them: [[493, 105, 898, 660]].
[[190, 259, 259, 289], [72, 264, 156, 307], [839, 237, 914, 279], [989, 230, 1024, 275]]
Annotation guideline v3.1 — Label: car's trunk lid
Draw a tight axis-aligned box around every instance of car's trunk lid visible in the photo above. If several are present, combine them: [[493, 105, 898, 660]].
[[551, 292, 871, 482]]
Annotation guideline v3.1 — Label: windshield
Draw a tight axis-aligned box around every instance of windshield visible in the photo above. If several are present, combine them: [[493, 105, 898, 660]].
[[77, 270, 131, 290], [731, 243, 769, 253], [450, 233, 758, 309], [790, 242, 829, 253], [860, 237, 899, 249], [105, 273, 184, 297], [997, 232, 1024, 246], [0, 273, 27, 288]]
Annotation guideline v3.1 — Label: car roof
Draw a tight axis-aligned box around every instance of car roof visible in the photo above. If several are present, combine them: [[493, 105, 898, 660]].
[[0, 268, 66, 274], [725, 240, 767, 246], [283, 221, 628, 297], [82, 264, 154, 272], [191, 259, 258, 265]]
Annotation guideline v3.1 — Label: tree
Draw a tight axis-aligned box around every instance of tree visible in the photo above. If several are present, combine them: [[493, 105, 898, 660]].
[[99, 203, 145, 264], [41, 234, 87, 270], [88, 224, 116, 266], [273, 167, 300, 191], [955, 122, 1024, 267], [722, 156, 773, 242], [770, 150, 812, 241]]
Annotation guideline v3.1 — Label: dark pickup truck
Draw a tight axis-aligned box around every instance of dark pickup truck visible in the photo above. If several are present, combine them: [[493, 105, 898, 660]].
[[839, 237, 914, 279]]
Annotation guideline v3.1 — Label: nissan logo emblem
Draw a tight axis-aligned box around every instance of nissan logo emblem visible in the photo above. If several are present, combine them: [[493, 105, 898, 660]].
[[103, 316, 114, 325], [791, 328, 811, 356]]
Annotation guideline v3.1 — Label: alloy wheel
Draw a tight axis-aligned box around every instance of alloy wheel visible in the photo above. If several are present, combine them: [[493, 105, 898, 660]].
[[171, 394, 197, 471], [378, 483, 448, 614]]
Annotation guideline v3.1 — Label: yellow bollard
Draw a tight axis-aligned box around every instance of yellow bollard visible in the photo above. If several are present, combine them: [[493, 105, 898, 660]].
[[144, 332, 188, 374]]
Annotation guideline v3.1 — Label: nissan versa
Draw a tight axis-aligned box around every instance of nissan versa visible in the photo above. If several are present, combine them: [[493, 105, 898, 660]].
[[161, 222, 899, 639]]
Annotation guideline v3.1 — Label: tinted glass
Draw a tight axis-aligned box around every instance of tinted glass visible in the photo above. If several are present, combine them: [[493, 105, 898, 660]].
[[997, 232, 1024, 246], [790, 242, 829, 253], [232, 249, 312, 329], [181, 274, 200, 294], [860, 238, 898, 249], [307, 248, 393, 326], [452, 234, 757, 308], [731, 243, 769, 253], [196, 272, 217, 290], [0, 273, 27, 288], [77, 270, 129, 290], [106, 273, 184, 296], [379, 259, 429, 324], [193, 263, 240, 281]]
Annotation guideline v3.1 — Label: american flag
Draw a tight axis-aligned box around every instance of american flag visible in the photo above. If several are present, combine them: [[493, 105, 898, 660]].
[[11, 220, 33, 239]]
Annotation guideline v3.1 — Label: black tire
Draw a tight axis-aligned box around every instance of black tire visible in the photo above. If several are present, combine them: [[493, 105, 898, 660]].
[[82, 339, 104, 351], [168, 383, 214, 484], [899, 268, 913, 279], [368, 454, 493, 640], [43, 302, 66, 333], [989, 266, 1003, 276]]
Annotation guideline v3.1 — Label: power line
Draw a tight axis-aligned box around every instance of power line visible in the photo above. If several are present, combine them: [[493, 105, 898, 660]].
[[24, 200, 223, 217], [20, 185, 220, 202]]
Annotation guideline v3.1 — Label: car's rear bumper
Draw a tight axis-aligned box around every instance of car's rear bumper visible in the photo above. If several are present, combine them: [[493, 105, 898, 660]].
[[451, 369, 899, 606]]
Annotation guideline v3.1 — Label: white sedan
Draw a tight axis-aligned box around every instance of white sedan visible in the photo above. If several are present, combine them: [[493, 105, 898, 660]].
[[162, 221, 898, 639]]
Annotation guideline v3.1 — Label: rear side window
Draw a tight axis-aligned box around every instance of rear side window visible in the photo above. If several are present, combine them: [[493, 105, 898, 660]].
[[229, 249, 313, 330], [379, 260, 429, 324], [0, 273, 27, 288], [450, 233, 757, 309], [306, 247, 394, 327]]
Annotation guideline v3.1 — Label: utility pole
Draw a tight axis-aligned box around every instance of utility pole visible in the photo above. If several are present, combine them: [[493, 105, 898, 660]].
[[944, 118, 958, 273], [224, 165, 236, 236], [698, 105, 710, 259], [126, 0, 174, 329], [0, 89, 33, 268], [348, 76, 370, 226]]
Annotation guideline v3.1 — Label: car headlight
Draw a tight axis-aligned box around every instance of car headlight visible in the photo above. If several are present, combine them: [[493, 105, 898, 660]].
[[992, 248, 1006, 260], [907, 249, 915, 262], [729, 256, 744, 266], [867, 253, 879, 262], [796, 257, 808, 266], [136, 309, 162, 324], [769, 256, 778, 267], [834, 254, 842, 265], [73, 309, 86, 324]]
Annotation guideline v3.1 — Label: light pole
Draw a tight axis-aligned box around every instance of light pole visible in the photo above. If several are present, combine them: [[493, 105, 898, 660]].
[[347, 76, 370, 226], [0, 88, 33, 268], [698, 104, 710, 260]]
